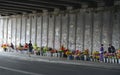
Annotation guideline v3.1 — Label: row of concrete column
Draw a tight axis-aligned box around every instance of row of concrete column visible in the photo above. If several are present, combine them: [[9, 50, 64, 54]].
[[0, 7, 120, 54]]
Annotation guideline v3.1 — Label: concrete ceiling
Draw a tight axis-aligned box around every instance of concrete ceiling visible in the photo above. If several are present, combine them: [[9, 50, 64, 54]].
[[0, 0, 119, 16]]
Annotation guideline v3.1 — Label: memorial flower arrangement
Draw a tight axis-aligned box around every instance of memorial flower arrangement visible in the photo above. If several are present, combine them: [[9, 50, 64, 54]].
[[50, 49, 57, 53], [93, 51, 100, 60], [65, 50, 72, 56], [33, 44, 37, 50], [117, 50, 120, 59], [104, 51, 108, 57], [108, 53, 116, 58], [83, 49, 89, 55], [43, 46, 48, 53], [75, 50, 81, 56], [23, 43, 29, 50], [58, 45, 66, 53], [17, 43, 23, 50], [1, 43, 8, 48], [1, 43, 8, 51]]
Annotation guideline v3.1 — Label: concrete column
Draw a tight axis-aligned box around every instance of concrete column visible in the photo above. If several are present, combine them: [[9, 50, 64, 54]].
[[90, 9, 94, 55]]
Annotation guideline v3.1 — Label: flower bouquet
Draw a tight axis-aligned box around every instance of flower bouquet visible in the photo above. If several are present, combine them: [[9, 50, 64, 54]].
[[74, 50, 81, 56], [66, 51, 74, 60], [82, 49, 89, 61], [116, 50, 120, 64], [92, 51, 100, 62], [1, 43, 8, 52], [83, 49, 89, 55]]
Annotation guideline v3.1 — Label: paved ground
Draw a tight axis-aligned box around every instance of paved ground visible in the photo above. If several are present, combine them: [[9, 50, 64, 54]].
[[0, 51, 120, 70], [0, 51, 120, 75]]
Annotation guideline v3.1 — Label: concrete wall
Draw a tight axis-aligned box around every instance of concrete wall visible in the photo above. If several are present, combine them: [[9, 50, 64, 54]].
[[0, 7, 120, 54]]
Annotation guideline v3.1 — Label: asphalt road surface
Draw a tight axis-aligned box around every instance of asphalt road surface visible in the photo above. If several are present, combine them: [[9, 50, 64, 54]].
[[0, 55, 120, 75]]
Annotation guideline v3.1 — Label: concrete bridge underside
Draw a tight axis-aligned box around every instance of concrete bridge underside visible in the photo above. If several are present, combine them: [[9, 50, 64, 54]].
[[0, 0, 120, 54]]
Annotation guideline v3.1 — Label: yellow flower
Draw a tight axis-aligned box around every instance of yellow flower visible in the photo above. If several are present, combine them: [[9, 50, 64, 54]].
[[66, 51, 72, 55]]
